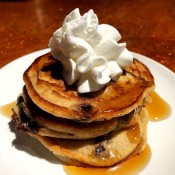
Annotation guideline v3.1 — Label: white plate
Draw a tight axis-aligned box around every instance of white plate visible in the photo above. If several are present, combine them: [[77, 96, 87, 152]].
[[0, 49, 175, 175]]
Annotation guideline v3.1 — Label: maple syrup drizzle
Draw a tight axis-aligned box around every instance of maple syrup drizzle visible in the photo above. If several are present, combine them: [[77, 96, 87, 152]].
[[146, 91, 171, 121], [64, 144, 151, 175], [127, 124, 140, 144], [0, 101, 16, 118], [0, 91, 170, 175]]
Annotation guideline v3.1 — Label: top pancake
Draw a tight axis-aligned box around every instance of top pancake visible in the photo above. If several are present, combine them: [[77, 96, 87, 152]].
[[23, 53, 154, 122]]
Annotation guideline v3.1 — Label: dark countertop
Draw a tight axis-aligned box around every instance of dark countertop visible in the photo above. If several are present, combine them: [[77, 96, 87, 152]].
[[0, 0, 175, 72]]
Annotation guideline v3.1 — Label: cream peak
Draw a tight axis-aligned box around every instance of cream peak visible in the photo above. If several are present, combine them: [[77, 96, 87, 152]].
[[49, 8, 133, 93]]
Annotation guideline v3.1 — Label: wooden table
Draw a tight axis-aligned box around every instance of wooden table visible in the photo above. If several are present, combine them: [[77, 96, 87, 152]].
[[0, 0, 175, 72]]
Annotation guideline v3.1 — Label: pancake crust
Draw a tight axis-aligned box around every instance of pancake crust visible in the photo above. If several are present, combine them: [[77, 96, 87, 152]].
[[23, 53, 155, 122]]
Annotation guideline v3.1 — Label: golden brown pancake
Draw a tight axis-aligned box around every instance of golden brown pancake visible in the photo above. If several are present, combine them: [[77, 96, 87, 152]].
[[12, 86, 137, 139], [28, 108, 148, 167], [23, 53, 154, 122]]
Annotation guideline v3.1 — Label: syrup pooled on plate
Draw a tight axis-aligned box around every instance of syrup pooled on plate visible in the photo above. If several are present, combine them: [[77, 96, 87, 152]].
[[146, 91, 171, 121], [0, 101, 16, 118], [64, 145, 151, 175]]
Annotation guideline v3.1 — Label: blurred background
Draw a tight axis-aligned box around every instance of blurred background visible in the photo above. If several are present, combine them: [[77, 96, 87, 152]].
[[0, 0, 175, 71]]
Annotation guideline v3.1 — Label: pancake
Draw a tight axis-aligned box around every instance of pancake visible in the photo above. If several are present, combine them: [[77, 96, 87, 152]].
[[23, 53, 154, 122], [12, 51, 154, 167], [12, 86, 137, 139], [27, 108, 148, 167]]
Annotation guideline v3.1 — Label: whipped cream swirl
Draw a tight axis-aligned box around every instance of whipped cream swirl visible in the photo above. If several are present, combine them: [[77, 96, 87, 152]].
[[49, 8, 133, 93]]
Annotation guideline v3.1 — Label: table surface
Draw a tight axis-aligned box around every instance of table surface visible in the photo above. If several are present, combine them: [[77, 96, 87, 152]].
[[0, 0, 175, 73]]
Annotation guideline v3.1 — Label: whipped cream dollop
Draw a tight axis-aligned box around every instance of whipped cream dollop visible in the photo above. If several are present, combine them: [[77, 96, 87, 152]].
[[49, 8, 133, 93]]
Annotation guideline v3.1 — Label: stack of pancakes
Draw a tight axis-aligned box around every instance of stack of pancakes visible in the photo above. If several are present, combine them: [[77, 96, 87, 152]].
[[12, 53, 155, 167]]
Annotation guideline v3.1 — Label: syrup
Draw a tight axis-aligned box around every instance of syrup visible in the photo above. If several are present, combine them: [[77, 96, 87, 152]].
[[64, 144, 151, 175], [0, 101, 16, 118], [127, 125, 140, 144], [64, 91, 171, 175], [146, 91, 171, 121]]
